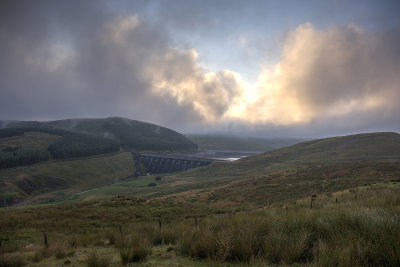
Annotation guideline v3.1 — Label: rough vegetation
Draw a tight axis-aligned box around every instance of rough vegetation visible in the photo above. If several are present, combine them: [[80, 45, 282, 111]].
[[0, 183, 399, 266], [0, 130, 400, 265]]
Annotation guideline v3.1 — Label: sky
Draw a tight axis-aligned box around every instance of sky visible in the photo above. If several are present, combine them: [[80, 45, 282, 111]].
[[0, 0, 399, 138]]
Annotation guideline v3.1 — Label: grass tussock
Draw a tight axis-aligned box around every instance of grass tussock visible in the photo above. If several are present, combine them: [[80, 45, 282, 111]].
[[0, 253, 25, 267], [32, 247, 52, 263], [174, 185, 400, 266], [85, 249, 110, 267], [117, 234, 151, 265]]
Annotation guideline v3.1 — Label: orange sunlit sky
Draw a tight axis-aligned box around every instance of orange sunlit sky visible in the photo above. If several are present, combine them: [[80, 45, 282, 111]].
[[0, 0, 399, 137]]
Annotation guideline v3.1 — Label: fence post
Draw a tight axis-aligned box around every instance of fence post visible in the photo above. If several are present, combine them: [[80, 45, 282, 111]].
[[119, 225, 122, 235], [335, 197, 338, 204], [43, 232, 48, 247], [310, 198, 313, 209]]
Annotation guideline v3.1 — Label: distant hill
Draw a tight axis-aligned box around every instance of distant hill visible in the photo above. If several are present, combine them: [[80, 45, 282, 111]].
[[185, 134, 273, 151], [246, 137, 305, 149], [0, 117, 197, 151], [244, 132, 400, 165]]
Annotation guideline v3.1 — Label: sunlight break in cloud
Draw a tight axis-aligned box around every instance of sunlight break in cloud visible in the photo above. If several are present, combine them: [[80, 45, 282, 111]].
[[157, 22, 400, 126]]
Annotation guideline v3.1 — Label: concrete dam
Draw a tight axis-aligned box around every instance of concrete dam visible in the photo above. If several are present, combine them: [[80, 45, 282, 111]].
[[132, 153, 214, 176]]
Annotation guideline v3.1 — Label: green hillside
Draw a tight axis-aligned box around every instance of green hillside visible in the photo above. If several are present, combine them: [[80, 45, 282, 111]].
[[0, 128, 120, 169], [1, 132, 400, 266], [0, 152, 134, 205], [153, 132, 400, 206], [185, 134, 272, 151], [244, 132, 400, 164], [68, 132, 400, 209], [1, 117, 197, 151]]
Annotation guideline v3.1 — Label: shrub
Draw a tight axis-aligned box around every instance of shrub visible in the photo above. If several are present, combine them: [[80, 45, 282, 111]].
[[147, 183, 157, 187]]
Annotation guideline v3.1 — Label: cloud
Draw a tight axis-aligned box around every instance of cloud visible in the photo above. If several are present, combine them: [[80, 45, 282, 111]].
[[0, 0, 399, 137], [148, 48, 245, 122], [227, 23, 400, 128]]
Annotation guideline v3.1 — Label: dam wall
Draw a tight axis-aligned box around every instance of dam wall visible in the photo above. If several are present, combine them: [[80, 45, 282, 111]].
[[132, 153, 213, 176]]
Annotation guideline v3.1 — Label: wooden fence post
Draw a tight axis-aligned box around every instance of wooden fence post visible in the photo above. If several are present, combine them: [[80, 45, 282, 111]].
[[43, 232, 48, 247]]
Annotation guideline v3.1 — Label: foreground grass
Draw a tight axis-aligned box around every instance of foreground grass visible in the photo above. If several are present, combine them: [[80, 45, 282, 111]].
[[1, 183, 400, 266]]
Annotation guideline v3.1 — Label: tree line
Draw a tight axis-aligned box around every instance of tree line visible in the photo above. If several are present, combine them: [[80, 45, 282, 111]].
[[0, 128, 120, 169], [48, 134, 120, 159]]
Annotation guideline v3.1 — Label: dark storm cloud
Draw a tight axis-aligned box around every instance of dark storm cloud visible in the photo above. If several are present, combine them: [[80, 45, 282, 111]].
[[0, 0, 246, 129], [0, 0, 207, 127]]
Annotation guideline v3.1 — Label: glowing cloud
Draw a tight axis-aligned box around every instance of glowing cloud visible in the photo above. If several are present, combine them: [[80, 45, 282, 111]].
[[154, 23, 400, 126]]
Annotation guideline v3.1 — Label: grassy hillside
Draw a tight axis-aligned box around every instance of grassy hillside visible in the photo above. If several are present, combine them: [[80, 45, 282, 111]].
[[1, 132, 399, 266], [244, 132, 400, 164], [117, 132, 400, 208], [185, 134, 272, 151], [64, 132, 400, 209], [1, 117, 197, 151], [177, 132, 400, 179], [0, 182, 399, 266], [0, 152, 134, 205]]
